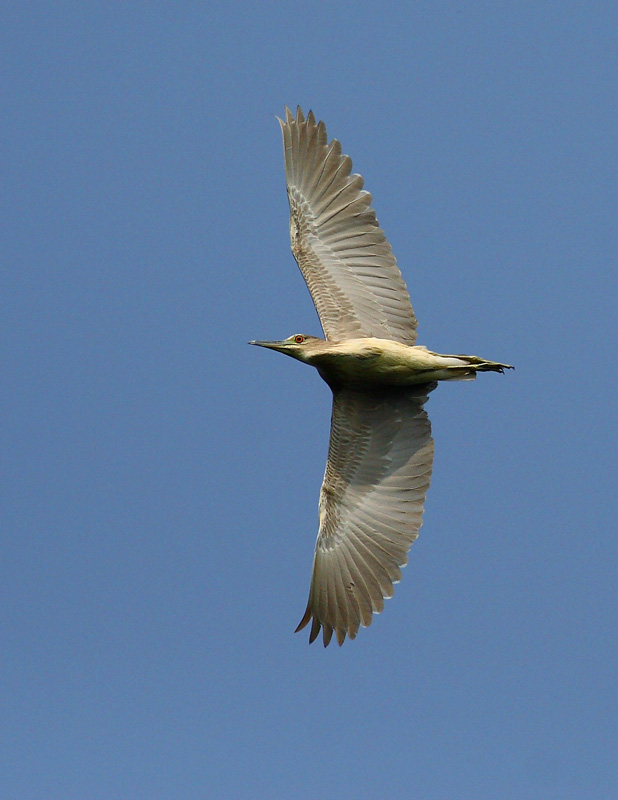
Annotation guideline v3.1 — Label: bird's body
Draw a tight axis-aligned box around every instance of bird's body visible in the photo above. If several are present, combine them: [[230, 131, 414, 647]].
[[251, 107, 512, 646], [253, 334, 510, 388]]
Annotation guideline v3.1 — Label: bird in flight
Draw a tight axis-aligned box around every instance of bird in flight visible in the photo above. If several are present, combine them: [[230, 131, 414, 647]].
[[251, 107, 512, 647]]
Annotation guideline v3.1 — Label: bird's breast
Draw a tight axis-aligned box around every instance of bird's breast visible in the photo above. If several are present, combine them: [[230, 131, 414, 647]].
[[312, 338, 451, 387]]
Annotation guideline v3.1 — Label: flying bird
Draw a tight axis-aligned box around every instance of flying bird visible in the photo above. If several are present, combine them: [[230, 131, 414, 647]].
[[251, 107, 512, 647]]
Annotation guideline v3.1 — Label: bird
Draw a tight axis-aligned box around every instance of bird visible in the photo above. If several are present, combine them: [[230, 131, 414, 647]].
[[250, 106, 512, 647]]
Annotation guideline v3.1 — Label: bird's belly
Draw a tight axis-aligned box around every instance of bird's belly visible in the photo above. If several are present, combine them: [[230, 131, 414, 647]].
[[315, 340, 467, 387]]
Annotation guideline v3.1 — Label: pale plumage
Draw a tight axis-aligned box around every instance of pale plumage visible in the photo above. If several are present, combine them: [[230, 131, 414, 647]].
[[251, 107, 512, 646], [279, 106, 418, 345], [296, 385, 434, 646]]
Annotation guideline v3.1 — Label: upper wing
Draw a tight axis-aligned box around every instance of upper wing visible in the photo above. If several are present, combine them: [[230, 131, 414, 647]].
[[296, 385, 435, 646], [279, 106, 418, 344]]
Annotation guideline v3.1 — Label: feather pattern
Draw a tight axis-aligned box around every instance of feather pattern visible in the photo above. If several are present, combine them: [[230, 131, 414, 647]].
[[279, 106, 418, 344], [296, 384, 435, 645]]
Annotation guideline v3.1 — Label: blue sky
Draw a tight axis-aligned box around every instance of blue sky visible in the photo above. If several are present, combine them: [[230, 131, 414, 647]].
[[3, 3, 617, 798]]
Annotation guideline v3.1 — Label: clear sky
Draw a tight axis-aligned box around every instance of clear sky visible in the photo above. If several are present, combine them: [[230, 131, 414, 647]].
[[3, 3, 617, 798]]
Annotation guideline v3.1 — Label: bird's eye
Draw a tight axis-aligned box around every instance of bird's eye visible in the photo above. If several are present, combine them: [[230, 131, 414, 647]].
[[294, 335, 305, 344]]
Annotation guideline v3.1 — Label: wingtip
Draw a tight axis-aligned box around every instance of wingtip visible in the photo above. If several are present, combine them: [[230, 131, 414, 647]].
[[281, 106, 319, 129], [295, 609, 349, 647], [294, 604, 312, 634], [296, 605, 344, 647]]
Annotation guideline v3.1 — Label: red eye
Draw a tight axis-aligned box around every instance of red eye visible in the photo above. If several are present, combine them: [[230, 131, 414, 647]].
[[294, 335, 304, 344]]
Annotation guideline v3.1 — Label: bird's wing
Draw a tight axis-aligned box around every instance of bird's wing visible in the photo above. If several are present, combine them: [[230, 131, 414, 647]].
[[296, 385, 435, 646], [279, 106, 418, 344]]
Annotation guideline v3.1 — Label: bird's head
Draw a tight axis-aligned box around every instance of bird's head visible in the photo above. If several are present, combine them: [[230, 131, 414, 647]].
[[249, 333, 325, 363]]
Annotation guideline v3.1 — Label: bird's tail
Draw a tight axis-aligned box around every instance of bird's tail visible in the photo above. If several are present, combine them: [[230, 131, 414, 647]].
[[440, 355, 513, 380], [465, 356, 513, 374]]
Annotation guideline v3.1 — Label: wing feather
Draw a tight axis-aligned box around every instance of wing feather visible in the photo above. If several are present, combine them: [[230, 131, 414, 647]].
[[297, 385, 435, 645], [279, 106, 418, 344]]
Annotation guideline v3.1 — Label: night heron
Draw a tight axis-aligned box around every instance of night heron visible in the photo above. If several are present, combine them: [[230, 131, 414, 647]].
[[251, 107, 512, 647]]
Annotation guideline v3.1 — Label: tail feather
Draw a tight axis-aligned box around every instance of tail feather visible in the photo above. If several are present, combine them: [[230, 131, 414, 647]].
[[444, 354, 514, 374], [473, 360, 513, 374], [441, 356, 513, 381], [444, 367, 477, 381]]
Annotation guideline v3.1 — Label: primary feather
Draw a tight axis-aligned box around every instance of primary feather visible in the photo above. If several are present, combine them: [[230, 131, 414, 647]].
[[280, 106, 418, 344]]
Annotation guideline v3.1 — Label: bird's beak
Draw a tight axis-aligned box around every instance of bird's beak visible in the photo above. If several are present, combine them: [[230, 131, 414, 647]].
[[249, 340, 287, 350]]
